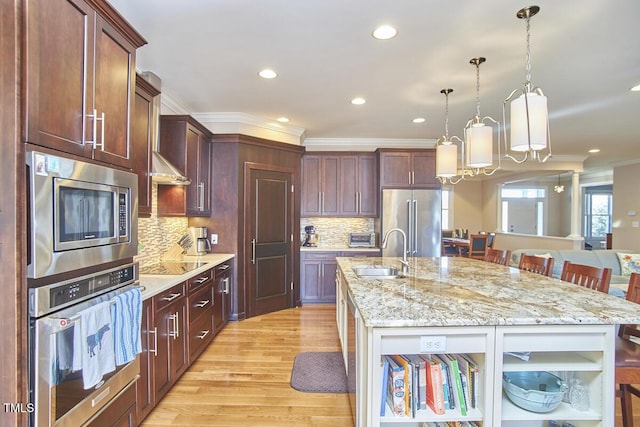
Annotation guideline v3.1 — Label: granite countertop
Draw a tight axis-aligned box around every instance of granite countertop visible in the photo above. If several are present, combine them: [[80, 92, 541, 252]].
[[138, 253, 234, 300], [336, 256, 640, 328]]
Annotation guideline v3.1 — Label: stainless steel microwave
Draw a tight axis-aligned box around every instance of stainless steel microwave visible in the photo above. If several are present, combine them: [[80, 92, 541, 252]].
[[26, 150, 138, 279]]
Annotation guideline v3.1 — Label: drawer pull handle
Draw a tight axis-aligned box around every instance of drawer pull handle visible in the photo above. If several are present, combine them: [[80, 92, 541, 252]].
[[196, 330, 210, 340], [217, 264, 230, 271], [194, 277, 208, 284], [195, 299, 210, 308], [162, 292, 182, 302]]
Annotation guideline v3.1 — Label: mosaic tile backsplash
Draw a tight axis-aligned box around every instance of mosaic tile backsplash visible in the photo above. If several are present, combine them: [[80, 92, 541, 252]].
[[136, 185, 374, 263], [135, 184, 188, 266], [300, 217, 375, 247]]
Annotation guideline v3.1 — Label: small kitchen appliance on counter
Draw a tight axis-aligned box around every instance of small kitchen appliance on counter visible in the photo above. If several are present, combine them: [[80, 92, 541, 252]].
[[185, 226, 211, 255], [302, 225, 319, 247], [348, 232, 377, 248]]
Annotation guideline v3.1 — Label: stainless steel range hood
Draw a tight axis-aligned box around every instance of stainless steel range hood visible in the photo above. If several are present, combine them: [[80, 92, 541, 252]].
[[142, 71, 190, 185], [150, 151, 191, 184]]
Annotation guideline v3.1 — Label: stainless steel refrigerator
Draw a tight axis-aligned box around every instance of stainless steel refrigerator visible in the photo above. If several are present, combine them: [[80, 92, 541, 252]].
[[376, 189, 442, 258]]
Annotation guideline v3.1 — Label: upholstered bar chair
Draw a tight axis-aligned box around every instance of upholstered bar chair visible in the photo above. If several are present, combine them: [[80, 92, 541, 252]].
[[518, 254, 554, 277], [560, 260, 612, 294], [616, 272, 640, 427], [484, 248, 511, 266]]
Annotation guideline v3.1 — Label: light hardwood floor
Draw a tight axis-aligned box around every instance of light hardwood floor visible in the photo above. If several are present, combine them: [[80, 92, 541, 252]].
[[141, 304, 353, 426], [140, 303, 637, 427]]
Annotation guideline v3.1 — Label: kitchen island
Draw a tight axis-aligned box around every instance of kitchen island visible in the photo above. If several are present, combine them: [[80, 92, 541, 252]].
[[336, 256, 640, 427]]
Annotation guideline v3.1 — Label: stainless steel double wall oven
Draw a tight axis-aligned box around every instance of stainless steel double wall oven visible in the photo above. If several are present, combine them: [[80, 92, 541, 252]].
[[26, 149, 141, 426]]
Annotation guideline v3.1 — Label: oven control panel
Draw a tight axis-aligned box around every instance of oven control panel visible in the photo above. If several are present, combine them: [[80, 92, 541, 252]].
[[29, 263, 137, 317]]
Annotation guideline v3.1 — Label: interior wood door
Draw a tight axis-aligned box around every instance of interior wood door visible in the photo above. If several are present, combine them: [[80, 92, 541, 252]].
[[245, 165, 294, 317]]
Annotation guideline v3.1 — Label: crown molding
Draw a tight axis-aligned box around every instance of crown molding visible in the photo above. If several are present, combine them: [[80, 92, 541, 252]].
[[193, 112, 306, 143], [160, 91, 190, 115], [303, 138, 437, 152]]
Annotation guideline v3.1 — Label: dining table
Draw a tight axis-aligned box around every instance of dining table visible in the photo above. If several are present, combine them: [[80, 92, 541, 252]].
[[442, 237, 470, 255]]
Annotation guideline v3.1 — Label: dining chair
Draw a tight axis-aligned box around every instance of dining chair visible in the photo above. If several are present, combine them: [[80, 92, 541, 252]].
[[484, 248, 512, 266], [462, 234, 489, 260], [441, 229, 459, 257], [560, 260, 612, 294], [616, 272, 640, 427], [518, 254, 554, 277]]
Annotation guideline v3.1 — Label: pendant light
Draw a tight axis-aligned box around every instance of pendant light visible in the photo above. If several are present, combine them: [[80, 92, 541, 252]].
[[554, 174, 565, 193], [464, 57, 501, 176], [435, 89, 465, 184], [503, 5, 552, 163]]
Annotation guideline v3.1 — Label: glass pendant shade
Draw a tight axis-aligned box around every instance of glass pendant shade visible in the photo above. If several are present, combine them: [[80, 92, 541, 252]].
[[510, 91, 548, 152], [436, 143, 458, 178], [466, 123, 493, 168]]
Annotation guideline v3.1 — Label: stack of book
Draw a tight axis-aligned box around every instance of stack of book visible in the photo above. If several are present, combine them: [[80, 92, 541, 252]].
[[380, 353, 479, 419]]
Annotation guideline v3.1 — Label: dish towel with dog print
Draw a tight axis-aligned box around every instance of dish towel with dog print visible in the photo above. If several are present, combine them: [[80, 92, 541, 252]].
[[111, 287, 142, 365], [72, 301, 116, 389]]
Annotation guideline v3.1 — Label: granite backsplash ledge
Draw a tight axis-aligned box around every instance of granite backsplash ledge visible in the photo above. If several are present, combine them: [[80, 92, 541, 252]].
[[300, 217, 375, 247]]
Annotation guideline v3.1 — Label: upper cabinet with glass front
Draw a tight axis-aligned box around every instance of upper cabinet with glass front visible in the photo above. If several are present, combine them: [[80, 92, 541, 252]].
[[24, 0, 146, 169]]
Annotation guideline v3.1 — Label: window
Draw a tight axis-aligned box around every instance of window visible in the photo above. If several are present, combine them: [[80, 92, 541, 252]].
[[441, 189, 450, 230], [584, 185, 612, 239]]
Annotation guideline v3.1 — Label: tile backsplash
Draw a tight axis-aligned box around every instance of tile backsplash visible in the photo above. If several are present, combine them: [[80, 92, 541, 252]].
[[135, 184, 188, 266], [301, 217, 375, 247]]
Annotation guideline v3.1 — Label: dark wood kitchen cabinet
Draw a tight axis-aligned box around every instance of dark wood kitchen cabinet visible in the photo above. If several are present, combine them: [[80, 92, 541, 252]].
[[24, 0, 146, 169], [302, 152, 377, 217], [339, 153, 378, 216], [213, 262, 233, 334], [153, 283, 188, 402], [378, 148, 440, 189], [131, 75, 160, 217], [300, 250, 380, 303], [187, 268, 214, 364], [301, 155, 339, 216], [136, 298, 155, 423], [300, 251, 338, 303], [157, 115, 213, 217]]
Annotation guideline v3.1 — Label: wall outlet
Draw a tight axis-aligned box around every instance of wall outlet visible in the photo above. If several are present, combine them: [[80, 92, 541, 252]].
[[210, 234, 218, 244], [419, 335, 447, 353]]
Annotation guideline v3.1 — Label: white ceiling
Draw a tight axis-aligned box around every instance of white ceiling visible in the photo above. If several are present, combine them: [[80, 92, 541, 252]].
[[109, 0, 640, 176]]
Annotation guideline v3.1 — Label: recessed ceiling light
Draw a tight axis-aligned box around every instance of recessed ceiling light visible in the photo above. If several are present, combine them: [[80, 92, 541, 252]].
[[276, 117, 289, 123], [631, 83, 640, 92], [372, 25, 398, 40], [258, 69, 277, 79], [351, 97, 366, 105], [412, 117, 426, 124], [588, 148, 600, 153]]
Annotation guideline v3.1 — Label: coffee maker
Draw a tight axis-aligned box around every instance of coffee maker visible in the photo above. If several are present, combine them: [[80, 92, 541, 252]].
[[185, 226, 211, 255], [302, 225, 319, 247]]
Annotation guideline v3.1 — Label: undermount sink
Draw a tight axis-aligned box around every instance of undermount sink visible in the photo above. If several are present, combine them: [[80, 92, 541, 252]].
[[352, 265, 400, 279]]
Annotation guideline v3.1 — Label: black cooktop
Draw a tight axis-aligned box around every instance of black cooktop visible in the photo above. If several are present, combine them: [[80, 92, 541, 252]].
[[139, 261, 205, 275]]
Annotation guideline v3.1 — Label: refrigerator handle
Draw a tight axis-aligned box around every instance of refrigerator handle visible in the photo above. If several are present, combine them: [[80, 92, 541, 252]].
[[411, 199, 420, 255], [406, 199, 413, 257]]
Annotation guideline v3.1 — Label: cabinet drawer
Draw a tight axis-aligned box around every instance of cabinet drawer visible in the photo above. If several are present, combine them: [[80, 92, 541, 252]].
[[188, 308, 214, 363], [189, 284, 213, 323], [214, 262, 232, 279], [154, 282, 186, 311], [302, 251, 338, 261], [188, 268, 213, 293]]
